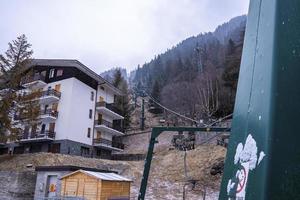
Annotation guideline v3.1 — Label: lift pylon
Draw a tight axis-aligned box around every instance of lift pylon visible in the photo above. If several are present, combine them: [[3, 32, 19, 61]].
[[138, 126, 230, 200]]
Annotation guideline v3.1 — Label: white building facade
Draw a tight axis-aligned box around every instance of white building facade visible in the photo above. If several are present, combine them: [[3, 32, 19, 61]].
[[1, 59, 124, 158]]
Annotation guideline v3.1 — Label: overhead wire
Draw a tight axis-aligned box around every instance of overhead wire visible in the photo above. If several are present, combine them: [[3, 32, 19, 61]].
[[144, 91, 233, 127]]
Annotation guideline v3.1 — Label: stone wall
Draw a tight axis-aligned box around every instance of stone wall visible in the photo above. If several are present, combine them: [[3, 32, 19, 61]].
[[0, 171, 37, 200]]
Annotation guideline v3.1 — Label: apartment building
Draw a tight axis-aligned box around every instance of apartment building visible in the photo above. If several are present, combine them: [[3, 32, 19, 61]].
[[0, 59, 125, 158]]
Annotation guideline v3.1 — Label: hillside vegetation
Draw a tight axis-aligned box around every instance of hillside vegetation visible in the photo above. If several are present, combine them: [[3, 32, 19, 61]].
[[132, 15, 246, 121]]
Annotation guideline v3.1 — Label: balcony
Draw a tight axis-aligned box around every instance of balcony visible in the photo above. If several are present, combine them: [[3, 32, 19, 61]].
[[21, 89, 61, 104], [39, 89, 61, 104], [18, 131, 55, 143], [14, 109, 58, 123], [21, 74, 46, 89], [40, 109, 58, 123], [93, 137, 124, 151], [96, 102, 123, 120], [94, 119, 124, 136]]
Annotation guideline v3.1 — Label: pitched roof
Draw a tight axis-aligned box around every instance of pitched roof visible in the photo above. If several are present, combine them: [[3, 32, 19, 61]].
[[61, 169, 132, 182], [27, 59, 123, 95]]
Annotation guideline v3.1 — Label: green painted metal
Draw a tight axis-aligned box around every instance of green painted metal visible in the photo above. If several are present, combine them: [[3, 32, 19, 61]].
[[220, 0, 300, 199], [138, 126, 230, 200]]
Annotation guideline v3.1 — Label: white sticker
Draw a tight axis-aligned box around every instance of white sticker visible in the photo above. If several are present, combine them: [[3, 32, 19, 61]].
[[227, 134, 265, 199]]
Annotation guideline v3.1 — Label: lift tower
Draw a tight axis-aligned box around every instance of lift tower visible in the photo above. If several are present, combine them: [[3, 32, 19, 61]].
[[220, 0, 300, 199]]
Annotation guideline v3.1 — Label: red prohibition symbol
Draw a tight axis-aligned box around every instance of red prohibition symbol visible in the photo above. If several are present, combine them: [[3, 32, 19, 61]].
[[236, 166, 247, 193]]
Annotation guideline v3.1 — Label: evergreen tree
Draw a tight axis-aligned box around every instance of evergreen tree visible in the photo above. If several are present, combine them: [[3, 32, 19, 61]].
[[151, 80, 161, 102], [222, 36, 244, 111], [0, 34, 39, 143], [112, 68, 122, 88], [113, 69, 131, 130]]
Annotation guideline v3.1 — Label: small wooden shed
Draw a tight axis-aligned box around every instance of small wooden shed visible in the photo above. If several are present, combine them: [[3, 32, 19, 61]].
[[61, 170, 131, 200]]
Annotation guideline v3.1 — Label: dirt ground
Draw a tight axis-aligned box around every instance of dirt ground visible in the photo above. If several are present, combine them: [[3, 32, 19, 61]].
[[0, 144, 226, 200]]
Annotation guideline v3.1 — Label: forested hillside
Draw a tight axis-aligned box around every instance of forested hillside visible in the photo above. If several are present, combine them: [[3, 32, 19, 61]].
[[132, 15, 246, 121]]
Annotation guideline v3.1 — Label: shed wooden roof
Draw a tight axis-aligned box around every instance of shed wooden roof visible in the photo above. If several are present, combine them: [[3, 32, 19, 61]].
[[61, 170, 132, 182]]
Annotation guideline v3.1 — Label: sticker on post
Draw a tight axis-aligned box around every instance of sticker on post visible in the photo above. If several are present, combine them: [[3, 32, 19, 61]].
[[227, 134, 265, 199]]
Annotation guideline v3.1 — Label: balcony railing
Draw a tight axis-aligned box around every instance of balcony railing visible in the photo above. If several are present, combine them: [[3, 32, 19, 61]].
[[21, 89, 61, 102], [20, 74, 46, 85], [96, 101, 123, 116], [18, 130, 56, 140], [15, 109, 59, 121], [94, 119, 123, 132], [41, 109, 58, 118], [40, 89, 61, 98], [93, 138, 124, 150], [95, 119, 113, 128]]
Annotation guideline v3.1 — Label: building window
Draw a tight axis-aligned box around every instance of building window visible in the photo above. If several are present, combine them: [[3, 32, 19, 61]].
[[41, 70, 46, 77], [49, 69, 55, 78], [91, 91, 94, 101], [56, 69, 63, 77], [100, 86, 105, 91], [81, 147, 90, 156], [89, 109, 92, 119], [87, 128, 91, 138]]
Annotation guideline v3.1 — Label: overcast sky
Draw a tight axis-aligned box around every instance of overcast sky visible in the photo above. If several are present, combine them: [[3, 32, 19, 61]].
[[0, 0, 249, 73]]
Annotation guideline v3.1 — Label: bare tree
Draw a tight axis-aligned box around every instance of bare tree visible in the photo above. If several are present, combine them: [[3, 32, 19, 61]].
[[195, 71, 220, 122]]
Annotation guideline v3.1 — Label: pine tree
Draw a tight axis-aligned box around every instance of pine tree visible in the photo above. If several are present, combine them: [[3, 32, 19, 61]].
[[112, 69, 131, 130], [222, 36, 244, 111], [112, 68, 122, 88], [0, 34, 38, 143], [151, 80, 161, 102]]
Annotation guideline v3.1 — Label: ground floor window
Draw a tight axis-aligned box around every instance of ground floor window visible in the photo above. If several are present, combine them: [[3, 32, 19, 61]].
[[14, 146, 24, 154], [96, 149, 111, 159], [48, 143, 60, 153], [29, 144, 42, 153], [80, 146, 90, 156], [0, 148, 8, 155]]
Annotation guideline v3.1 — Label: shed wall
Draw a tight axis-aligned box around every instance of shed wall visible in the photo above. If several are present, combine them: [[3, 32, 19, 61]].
[[101, 180, 130, 200], [61, 172, 130, 200], [61, 172, 101, 200]]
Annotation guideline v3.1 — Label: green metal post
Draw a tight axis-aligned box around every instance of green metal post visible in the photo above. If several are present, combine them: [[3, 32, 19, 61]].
[[138, 128, 161, 200], [220, 0, 300, 199], [138, 126, 230, 200]]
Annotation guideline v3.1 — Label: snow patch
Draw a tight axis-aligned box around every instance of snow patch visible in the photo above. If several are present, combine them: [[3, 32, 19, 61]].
[[257, 151, 265, 165]]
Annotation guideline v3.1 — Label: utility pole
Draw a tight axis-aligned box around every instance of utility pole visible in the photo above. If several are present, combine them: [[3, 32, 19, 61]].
[[140, 92, 146, 130], [220, 0, 300, 199]]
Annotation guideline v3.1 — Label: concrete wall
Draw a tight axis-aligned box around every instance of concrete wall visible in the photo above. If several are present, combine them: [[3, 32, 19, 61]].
[[48, 78, 95, 146], [0, 171, 37, 200], [55, 139, 93, 157]]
